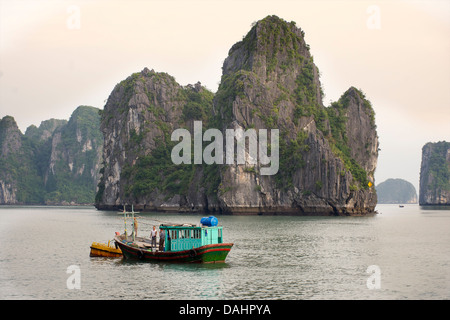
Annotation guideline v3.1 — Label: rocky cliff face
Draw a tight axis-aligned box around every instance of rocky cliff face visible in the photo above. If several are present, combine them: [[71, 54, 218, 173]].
[[419, 141, 450, 205], [25, 118, 67, 142], [95, 68, 216, 210], [0, 116, 22, 204], [95, 15, 379, 215], [213, 16, 378, 214], [0, 115, 46, 203], [42, 106, 103, 204], [0, 106, 102, 204]]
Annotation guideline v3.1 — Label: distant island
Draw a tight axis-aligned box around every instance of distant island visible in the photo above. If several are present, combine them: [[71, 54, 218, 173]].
[[0, 106, 102, 205], [376, 178, 417, 204], [419, 141, 450, 205]]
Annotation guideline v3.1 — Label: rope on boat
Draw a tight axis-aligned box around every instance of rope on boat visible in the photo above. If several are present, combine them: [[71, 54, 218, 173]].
[[113, 207, 200, 238], [114, 210, 172, 225], [134, 215, 174, 225], [115, 210, 197, 226]]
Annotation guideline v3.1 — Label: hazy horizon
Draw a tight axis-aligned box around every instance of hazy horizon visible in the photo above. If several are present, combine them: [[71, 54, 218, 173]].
[[1, 0, 449, 193]]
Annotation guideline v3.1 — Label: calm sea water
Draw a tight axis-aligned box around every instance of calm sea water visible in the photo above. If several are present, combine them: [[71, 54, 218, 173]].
[[0, 204, 449, 300]]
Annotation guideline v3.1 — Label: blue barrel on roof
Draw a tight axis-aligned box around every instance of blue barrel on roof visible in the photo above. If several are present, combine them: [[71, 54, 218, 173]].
[[200, 216, 218, 227]]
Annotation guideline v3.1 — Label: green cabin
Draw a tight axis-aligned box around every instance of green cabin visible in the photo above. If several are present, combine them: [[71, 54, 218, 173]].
[[160, 225, 223, 252]]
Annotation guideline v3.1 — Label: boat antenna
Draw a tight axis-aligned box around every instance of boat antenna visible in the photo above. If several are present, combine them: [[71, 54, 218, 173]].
[[132, 204, 135, 242], [123, 204, 127, 238]]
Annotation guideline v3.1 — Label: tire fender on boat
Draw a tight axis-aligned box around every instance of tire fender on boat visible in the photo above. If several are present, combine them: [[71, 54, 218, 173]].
[[189, 249, 197, 258], [137, 249, 145, 260]]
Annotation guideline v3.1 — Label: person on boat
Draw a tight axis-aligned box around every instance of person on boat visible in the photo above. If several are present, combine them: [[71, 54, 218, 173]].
[[133, 217, 138, 237], [150, 226, 157, 248], [159, 228, 165, 251]]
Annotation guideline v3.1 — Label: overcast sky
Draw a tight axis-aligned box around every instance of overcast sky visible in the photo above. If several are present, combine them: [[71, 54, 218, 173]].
[[0, 0, 449, 193]]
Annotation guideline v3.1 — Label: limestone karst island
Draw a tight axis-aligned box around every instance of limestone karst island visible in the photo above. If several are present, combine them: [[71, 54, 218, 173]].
[[376, 179, 418, 204], [1, 16, 381, 215]]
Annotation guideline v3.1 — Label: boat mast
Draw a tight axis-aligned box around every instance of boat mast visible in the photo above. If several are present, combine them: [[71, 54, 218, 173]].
[[123, 205, 127, 237], [131, 204, 135, 242], [123, 204, 136, 241]]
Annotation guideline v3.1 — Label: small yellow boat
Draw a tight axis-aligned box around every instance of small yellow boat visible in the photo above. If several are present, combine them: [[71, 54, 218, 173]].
[[90, 240, 122, 258]]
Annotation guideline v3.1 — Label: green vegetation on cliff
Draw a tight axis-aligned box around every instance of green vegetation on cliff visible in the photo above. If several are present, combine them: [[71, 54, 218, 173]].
[[0, 116, 45, 203], [115, 78, 217, 202], [122, 140, 194, 199], [427, 141, 450, 191], [44, 106, 102, 204], [325, 89, 375, 190], [419, 141, 450, 205]]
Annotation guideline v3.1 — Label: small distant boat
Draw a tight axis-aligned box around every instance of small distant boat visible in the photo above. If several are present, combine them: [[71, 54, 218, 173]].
[[114, 215, 233, 263], [399, 205, 405, 208], [90, 240, 122, 258]]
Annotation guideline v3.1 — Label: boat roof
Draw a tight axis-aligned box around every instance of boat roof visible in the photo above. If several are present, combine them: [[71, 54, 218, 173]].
[[159, 223, 221, 229]]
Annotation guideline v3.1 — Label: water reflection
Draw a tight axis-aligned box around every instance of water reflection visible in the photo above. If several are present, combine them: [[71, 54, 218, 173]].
[[419, 205, 450, 211], [116, 257, 230, 271]]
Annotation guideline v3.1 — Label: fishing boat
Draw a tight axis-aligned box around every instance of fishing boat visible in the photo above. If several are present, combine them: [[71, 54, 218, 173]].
[[90, 239, 122, 258], [114, 215, 233, 263]]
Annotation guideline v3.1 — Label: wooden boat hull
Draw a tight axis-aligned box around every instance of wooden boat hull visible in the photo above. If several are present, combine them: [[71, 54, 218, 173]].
[[114, 236, 233, 263], [90, 242, 123, 258]]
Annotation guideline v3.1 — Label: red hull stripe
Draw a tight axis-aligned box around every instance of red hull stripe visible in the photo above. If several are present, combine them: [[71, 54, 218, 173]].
[[118, 243, 232, 261]]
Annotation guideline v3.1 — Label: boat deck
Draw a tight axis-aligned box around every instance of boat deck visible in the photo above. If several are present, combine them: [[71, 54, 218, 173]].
[[118, 235, 163, 252]]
